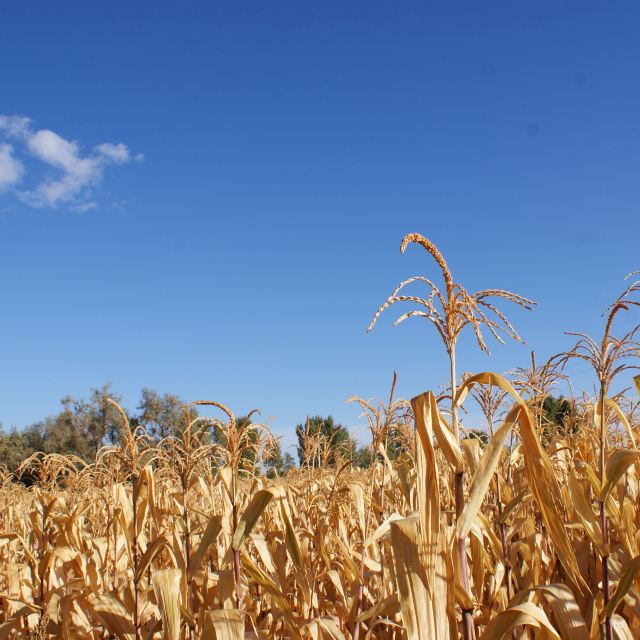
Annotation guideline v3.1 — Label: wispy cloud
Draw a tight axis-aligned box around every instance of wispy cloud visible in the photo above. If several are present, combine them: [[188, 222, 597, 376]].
[[0, 144, 24, 192], [0, 114, 140, 210], [0, 115, 31, 139]]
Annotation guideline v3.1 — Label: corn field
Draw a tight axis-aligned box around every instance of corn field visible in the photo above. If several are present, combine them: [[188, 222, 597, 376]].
[[2, 233, 640, 640]]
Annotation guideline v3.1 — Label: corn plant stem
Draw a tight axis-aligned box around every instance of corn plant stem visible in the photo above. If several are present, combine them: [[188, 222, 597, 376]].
[[495, 466, 512, 601], [379, 455, 387, 590], [132, 474, 141, 640], [146, 517, 152, 586], [495, 475, 515, 640], [352, 550, 366, 640], [506, 431, 515, 488], [112, 502, 118, 592], [599, 389, 612, 640], [354, 476, 376, 640], [181, 474, 195, 640], [380, 448, 387, 523], [231, 471, 243, 610], [450, 351, 476, 640], [39, 496, 46, 606], [488, 413, 512, 603], [105, 499, 112, 592]]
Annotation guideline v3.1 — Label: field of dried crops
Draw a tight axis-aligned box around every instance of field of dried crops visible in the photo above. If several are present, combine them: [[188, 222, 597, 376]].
[[1, 233, 639, 640]]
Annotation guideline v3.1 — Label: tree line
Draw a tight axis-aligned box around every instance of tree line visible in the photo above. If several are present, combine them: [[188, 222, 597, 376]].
[[0, 384, 381, 475], [0, 383, 574, 475]]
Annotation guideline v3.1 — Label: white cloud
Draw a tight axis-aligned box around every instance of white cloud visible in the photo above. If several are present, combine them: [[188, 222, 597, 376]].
[[0, 115, 31, 139], [0, 144, 24, 192], [0, 113, 138, 210], [23, 130, 103, 207], [95, 142, 130, 164]]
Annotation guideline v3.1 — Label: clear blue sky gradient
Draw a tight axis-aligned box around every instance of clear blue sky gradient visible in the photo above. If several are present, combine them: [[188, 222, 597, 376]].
[[2, 3, 640, 449]]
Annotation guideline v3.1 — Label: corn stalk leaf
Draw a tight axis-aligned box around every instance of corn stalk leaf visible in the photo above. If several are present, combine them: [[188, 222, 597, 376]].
[[153, 568, 182, 640], [203, 609, 244, 640], [479, 601, 560, 640], [600, 449, 640, 502], [189, 514, 223, 579], [231, 488, 278, 551], [600, 554, 640, 621], [534, 584, 589, 640], [457, 406, 516, 538], [389, 515, 436, 640], [456, 371, 586, 591]]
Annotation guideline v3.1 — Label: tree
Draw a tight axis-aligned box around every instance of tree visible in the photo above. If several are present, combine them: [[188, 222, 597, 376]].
[[137, 388, 192, 441], [541, 395, 575, 440], [264, 439, 296, 477], [353, 445, 374, 468], [462, 429, 489, 445], [295, 416, 355, 467], [40, 413, 83, 457], [282, 452, 296, 472], [0, 424, 44, 471], [58, 395, 95, 459], [0, 383, 125, 471], [73, 383, 124, 456]]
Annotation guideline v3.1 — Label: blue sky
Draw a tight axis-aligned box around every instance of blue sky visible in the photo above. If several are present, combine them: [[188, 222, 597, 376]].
[[1, 2, 640, 449]]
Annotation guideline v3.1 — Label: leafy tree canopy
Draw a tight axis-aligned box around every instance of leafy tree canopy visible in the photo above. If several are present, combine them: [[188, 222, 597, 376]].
[[295, 415, 356, 467]]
